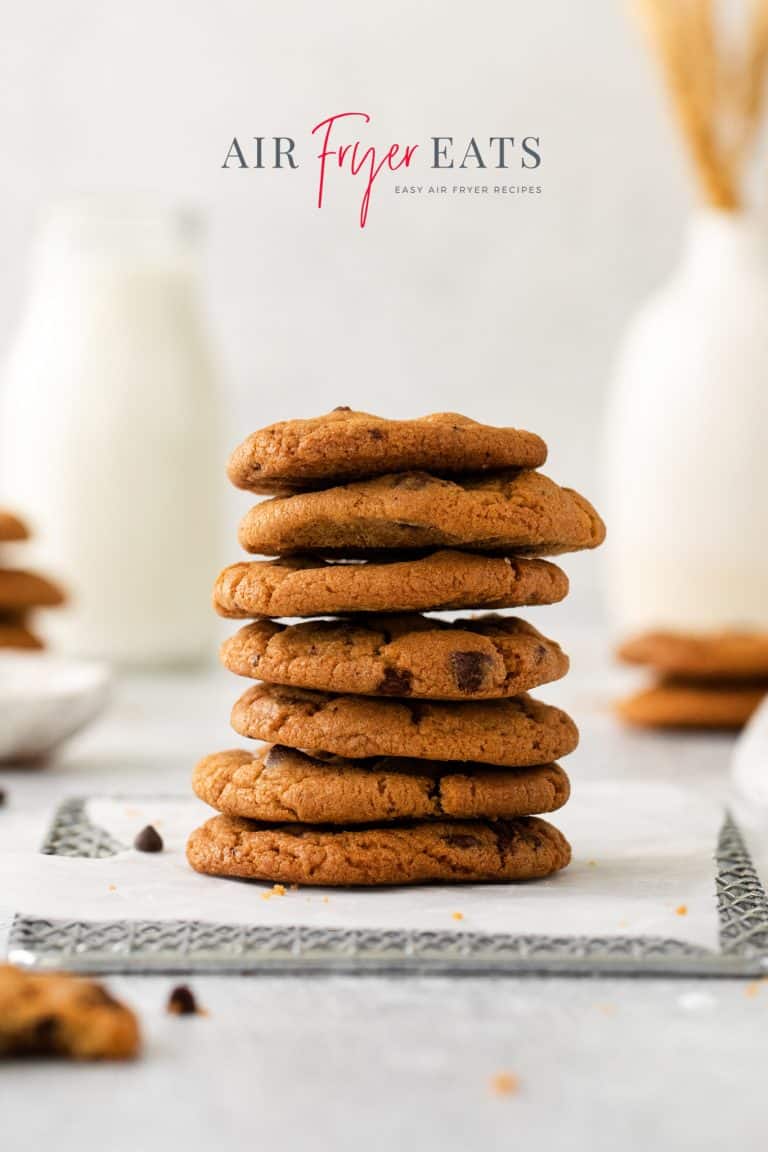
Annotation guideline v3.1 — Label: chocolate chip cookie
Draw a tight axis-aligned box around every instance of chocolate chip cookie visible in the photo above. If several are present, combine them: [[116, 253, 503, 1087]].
[[231, 683, 579, 765], [0, 569, 65, 609], [619, 630, 768, 681], [186, 813, 571, 885], [0, 622, 42, 649], [193, 746, 571, 823], [0, 511, 28, 543], [0, 964, 140, 1060], [616, 680, 766, 729], [220, 614, 568, 699], [238, 470, 606, 558], [213, 551, 569, 618], [227, 408, 548, 494]]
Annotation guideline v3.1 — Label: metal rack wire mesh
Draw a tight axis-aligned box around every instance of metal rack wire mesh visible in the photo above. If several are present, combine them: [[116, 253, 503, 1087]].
[[8, 798, 768, 976]]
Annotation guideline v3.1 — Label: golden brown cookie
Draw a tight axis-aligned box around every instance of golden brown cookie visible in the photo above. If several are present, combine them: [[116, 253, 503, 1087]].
[[0, 511, 28, 543], [0, 624, 43, 649], [238, 470, 606, 558], [213, 551, 569, 619], [0, 569, 65, 609], [227, 408, 548, 494], [186, 813, 571, 886], [231, 683, 579, 765], [220, 614, 568, 700], [0, 964, 140, 1060], [193, 746, 571, 823], [616, 680, 766, 730], [619, 630, 768, 681]]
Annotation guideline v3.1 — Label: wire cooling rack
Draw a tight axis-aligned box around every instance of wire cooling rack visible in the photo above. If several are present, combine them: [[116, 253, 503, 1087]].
[[8, 797, 768, 976]]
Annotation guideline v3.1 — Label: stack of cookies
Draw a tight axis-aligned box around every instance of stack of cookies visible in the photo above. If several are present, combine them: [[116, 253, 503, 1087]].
[[187, 410, 605, 887], [617, 631, 768, 731], [0, 510, 64, 650]]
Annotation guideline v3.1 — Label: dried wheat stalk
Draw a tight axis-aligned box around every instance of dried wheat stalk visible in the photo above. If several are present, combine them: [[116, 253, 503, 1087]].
[[635, 0, 768, 209]]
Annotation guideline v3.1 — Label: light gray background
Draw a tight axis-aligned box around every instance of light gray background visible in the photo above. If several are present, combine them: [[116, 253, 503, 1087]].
[[0, 0, 710, 612]]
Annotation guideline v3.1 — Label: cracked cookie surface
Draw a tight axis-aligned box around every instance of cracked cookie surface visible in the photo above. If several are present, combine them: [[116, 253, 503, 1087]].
[[238, 470, 606, 558], [220, 613, 568, 699], [214, 550, 568, 618], [231, 683, 578, 765], [0, 964, 140, 1060], [193, 746, 571, 823], [186, 813, 571, 885], [227, 408, 548, 494]]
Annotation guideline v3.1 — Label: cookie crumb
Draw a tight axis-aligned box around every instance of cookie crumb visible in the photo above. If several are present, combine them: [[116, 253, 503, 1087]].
[[675, 904, 688, 917], [261, 883, 287, 901], [108, 884, 117, 892], [134, 825, 163, 853], [322, 896, 329, 904], [452, 912, 464, 921], [745, 980, 767, 998], [490, 1072, 519, 1096], [290, 883, 299, 891], [596, 1003, 616, 1016], [587, 859, 597, 867], [167, 985, 199, 1016]]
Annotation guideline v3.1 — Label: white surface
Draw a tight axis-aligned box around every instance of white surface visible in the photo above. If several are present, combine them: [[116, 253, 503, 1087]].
[[2, 636, 767, 1151], [0, 652, 110, 762]]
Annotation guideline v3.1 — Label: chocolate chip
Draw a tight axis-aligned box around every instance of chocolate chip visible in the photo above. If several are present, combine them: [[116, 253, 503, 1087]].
[[404, 700, 428, 724], [265, 745, 291, 767], [33, 1015, 59, 1048], [332, 405, 351, 412], [369, 428, 384, 440], [377, 667, 413, 696], [444, 833, 481, 849], [450, 651, 493, 693], [535, 643, 547, 664], [134, 825, 163, 852], [250, 654, 261, 667], [167, 985, 199, 1016]]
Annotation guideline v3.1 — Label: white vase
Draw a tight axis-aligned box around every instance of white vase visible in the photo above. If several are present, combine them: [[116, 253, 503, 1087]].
[[0, 200, 221, 666], [604, 210, 768, 634]]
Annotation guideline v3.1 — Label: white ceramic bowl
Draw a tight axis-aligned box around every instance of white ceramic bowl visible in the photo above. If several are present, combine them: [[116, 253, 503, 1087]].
[[0, 652, 111, 763]]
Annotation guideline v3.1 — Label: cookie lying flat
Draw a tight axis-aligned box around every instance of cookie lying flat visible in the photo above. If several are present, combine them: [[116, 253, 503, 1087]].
[[617, 681, 766, 730], [213, 551, 569, 618], [619, 630, 768, 681], [220, 614, 568, 699], [0, 569, 65, 609], [0, 964, 140, 1060], [0, 624, 42, 649], [186, 813, 571, 886], [193, 747, 571, 823], [238, 470, 606, 558], [227, 408, 548, 494], [0, 511, 28, 543], [231, 684, 579, 766]]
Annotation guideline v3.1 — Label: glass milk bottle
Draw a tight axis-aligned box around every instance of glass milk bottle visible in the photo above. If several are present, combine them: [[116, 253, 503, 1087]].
[[604, 211, 768, 634], [0, 199, 221, 665]]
